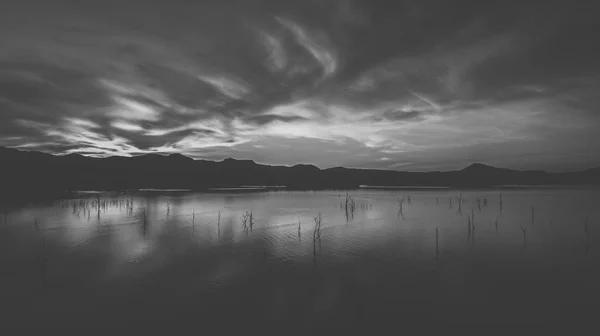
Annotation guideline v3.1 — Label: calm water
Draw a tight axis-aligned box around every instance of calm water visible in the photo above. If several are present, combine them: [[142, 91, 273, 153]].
[[1, 189, 599, 332]]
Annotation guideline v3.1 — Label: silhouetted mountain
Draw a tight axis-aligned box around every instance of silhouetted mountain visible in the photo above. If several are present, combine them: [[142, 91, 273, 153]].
[[461, 163, 513, 173], [221, 157, 257, 166], [582, 167, 600, 174], [1, 147, 599, 197], [292, 164, 320, 171], [168, 153, 195, 161]]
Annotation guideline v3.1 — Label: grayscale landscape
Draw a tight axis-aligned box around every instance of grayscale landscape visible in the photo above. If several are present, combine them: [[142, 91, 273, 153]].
[[2, 0, 600, 332]]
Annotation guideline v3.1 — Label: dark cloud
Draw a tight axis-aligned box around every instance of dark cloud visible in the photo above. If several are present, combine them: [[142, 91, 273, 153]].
[[133, 63, 222, 110], [0, 60, 111, 145], [382, 110, 423, 122], [244, 115, 307, 126], [0, 0, 599, 170], [0, 61, 107, 109]]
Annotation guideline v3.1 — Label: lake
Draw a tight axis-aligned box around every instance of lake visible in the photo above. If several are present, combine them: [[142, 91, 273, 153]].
[[1, 188, 599, 333]]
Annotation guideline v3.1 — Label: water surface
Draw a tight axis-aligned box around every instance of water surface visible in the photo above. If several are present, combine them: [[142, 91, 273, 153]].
[[1, 189, 599, 332]]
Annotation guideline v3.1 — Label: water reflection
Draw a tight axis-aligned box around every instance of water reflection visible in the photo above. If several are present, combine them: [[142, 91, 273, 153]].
[[0, 189, 599, 330]]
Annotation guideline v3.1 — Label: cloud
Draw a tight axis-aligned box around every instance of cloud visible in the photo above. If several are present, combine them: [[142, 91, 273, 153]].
[[111, 120, 144, 132], [108, 97, 162, 122], [198, 75, 250, 100], [277, 17, 338, 79], [381, 110, 423, 122], [259, 31, 287, 72], [0, 0, 599, 170], [244, 114, 307, 126]]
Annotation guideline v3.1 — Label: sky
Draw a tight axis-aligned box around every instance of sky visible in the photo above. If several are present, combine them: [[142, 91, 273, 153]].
[[1, 0, 599, 172]]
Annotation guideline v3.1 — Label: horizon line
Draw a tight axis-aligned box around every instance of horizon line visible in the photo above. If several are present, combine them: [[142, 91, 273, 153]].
[[1, 146, 598, 174]]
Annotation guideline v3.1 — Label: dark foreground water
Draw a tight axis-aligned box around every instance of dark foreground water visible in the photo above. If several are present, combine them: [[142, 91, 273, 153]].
[[1, 188, 599, 333]]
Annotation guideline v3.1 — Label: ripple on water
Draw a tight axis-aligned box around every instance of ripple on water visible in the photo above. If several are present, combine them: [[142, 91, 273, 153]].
[[1, 189, 600, 329]]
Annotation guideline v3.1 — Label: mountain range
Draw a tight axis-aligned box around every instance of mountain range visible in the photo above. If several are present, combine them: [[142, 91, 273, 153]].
[[1, 147, 599, 197]]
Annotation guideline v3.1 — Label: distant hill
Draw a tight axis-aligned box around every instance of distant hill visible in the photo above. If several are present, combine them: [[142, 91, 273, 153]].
[[0, 147, 599, 197], [461, 163, 513, 173]]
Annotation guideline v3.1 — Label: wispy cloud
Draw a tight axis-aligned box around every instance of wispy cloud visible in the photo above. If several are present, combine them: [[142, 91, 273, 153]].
[[277, 17, 338, 79], [111, 120, 144, 132], [108, 97, 162, 122], [259, 31, 287, 72], [0, 0, 599, 170], [197, 75, 250, 100]]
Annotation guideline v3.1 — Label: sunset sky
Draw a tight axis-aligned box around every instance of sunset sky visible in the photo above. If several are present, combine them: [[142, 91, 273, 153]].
[[1, 0, 599, 171]]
